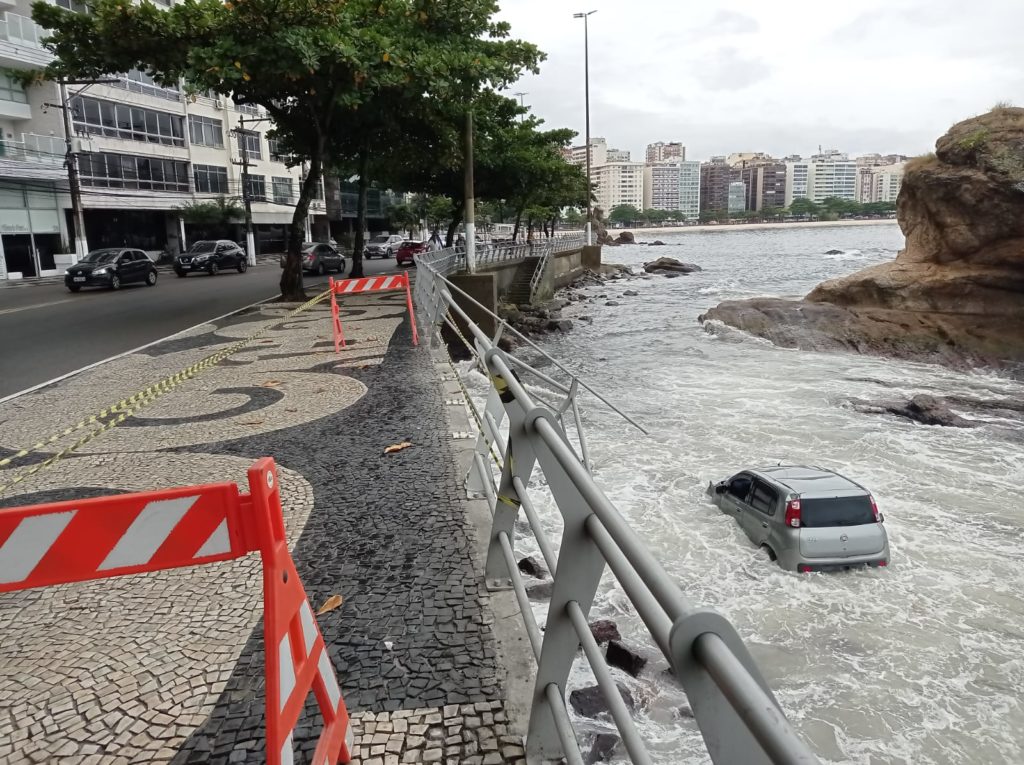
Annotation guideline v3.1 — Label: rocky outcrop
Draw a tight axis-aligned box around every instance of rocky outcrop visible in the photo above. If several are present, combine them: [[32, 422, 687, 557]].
[[701, 106, 1024, 371], [644, 257, 702, 275], [847, 394, 977, 427]]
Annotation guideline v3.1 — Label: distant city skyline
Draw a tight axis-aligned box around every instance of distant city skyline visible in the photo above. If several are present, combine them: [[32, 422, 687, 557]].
[[497, 0, 1024, 162]]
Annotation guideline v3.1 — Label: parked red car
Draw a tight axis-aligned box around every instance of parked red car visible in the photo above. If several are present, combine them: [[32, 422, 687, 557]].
[[395, 240, 428, 266]]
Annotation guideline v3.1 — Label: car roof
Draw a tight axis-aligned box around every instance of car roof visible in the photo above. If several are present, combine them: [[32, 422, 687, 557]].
[[747, 465, 868, 497]]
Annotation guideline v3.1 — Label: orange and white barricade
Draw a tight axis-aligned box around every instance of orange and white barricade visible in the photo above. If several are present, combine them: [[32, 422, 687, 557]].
[[328, 272, 419, 351], [0, 458, 353, 765]]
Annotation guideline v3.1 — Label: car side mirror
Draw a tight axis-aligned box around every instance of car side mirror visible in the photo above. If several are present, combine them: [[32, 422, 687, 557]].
[[714, 484, 727, 495], [878, 513, 885, 523]]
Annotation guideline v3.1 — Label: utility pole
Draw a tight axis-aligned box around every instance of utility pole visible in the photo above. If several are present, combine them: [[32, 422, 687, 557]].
[[513, 91, 528, 122], [232, 116, 263, 266], [574, 11, 597, 246], [464, 110, 476, 273], [49, 80, 114, 261]]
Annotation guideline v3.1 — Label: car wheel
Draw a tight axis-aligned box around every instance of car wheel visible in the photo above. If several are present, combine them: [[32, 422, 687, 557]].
[[175, 269, 187, 278], [67, 284, 80, 293], [146, 270, 157, 286], [761, 545, 777, 562], [110, 274, 121, 290], [317, 262, 325, 276], [209, 261, 219, 276], [237, 259, 248, 274], [386, 248, 393, 258]]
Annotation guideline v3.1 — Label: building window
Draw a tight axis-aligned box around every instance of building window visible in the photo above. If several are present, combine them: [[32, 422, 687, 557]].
[[188, 115, 224, 148], [0, 73, 27, 104], [237, 102, 259, 115], [268, 138, 293, 162], [71, 96, 184, 147], [194, 164, 228, 194], [78, 152, 190, 192], [272, 176, 293, 204], [244, 175, 266, 201], [111, 69, 180, 102], [236, 130, 261, 160]]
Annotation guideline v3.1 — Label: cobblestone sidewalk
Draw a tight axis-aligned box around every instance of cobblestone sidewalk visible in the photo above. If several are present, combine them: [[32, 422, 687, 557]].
[[0, 291, 528, 764]]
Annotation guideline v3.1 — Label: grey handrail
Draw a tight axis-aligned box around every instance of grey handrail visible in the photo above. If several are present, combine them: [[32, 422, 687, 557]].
[[413, 250, 821, 764]]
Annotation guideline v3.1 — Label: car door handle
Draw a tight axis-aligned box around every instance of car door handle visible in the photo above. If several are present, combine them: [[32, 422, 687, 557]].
[[761, 522, 768, 528]]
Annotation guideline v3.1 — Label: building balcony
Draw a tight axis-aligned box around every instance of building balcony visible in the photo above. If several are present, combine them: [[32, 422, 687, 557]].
[[0, 13, 52, 68], [0, 132, 67, 180]]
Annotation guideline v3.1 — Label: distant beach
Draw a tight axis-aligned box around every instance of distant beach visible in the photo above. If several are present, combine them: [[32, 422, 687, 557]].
[[619, 219, 899, 236]]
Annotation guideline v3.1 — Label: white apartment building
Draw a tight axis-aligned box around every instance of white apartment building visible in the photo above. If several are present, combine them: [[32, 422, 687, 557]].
[[645, 141, 684, 163], [784, 150, 857, 205], [0, 0, 327, 280], [870, 162, 905, 202], [594, 162, 644, 212], [569, 137, 607, 168], [606, 148, 631, 162], [643, 160, 700, 219]]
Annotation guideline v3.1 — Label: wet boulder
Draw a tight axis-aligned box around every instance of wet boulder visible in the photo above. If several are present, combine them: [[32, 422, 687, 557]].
[[644, 257, 702, 274], [586, 733, 621, 764], [606, 640, 648, 677], [849, 394, 977, 427], [623, 289, 639, 297], [614, 231, 635, 244], [517, 556, 548, 579], [569, 683, 636, 718], [588, 620, 621, 644], [526, 581, 553, 600]]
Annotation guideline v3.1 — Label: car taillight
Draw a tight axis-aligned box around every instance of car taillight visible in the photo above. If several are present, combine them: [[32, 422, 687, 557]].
[[784, 498, 801, 528], [797, 564, 813, 573], [870, 496, 881, 523]]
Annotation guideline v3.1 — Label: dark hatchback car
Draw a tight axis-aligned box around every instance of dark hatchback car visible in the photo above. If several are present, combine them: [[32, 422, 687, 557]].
[[175, 240, 248, 277], [395, 240, 428, 266], [65, 248, 158, 292]]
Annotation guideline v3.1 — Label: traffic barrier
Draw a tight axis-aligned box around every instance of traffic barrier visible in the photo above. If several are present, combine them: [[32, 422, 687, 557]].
[[328, 272, 418, 351], [0, 458, 353, 765]]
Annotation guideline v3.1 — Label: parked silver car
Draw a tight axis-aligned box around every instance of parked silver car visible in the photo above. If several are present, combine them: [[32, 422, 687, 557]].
[[707, 465, 890, 572], [278, 242, 345, 275]]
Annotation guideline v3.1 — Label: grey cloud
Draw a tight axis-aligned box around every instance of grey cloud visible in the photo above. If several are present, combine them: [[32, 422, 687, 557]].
[[691, 47, 772, 91], [708, 9, 760, 35]]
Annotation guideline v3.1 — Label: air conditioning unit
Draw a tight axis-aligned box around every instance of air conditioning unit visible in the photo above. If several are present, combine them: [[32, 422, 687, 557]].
[[72, 137, 94, 154]]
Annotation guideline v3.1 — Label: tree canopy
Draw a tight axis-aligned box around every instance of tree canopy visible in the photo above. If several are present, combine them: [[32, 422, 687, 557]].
[[33, 0, 542, 297]]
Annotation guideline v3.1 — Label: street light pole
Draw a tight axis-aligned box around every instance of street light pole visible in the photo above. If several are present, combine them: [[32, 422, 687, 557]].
[[464, 110, 476, 273], [574, 10, 596, 246]]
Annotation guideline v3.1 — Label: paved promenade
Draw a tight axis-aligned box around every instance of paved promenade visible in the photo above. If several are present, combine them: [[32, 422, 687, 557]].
[[0, 290, 527, 764]]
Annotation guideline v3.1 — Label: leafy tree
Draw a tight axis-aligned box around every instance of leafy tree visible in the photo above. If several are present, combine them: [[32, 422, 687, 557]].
[[563, 208, 583, 227], [388, 202, 419, 239], [643, 208, 669, 225], [35, 0, 541, 296], [424, 196, 455, 236], [176, 197, 243, 238], [787, 198, 821, 217], [609, 204, 641, 226], [665, 210, 686, 223]]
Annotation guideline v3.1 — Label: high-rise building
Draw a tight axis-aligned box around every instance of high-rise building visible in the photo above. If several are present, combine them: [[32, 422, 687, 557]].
[[784, 150, 857, 205], [870, 162, 905, 202], [0, 0, 330, 281], [699, 157, 735, 213], [594, 162, 645, 212], [569, 137, 608, 168], [857, 155, 908, 202], [645, 141, 685, 163], [733, 161, 788, 212], [727, 181, 746, 213], [725, 152, 770, 168], [643, 160, 701, 219], [607, 148, 631, 162]]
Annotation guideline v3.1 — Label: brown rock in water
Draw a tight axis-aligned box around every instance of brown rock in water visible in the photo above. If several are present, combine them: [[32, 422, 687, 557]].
[[701, 106, 1024, 371], [644, 257, 702, 274], [588, 619, 621, 644], [615, 231, 636, 244]]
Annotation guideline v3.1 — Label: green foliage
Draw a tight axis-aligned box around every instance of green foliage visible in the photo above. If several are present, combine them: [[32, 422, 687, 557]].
[[957, 128, 989, 152], [608, 204, 641, 225], [787, 197, 821, 217], [642, 208, 669, 225], [786, 197, 895, 218], [176, 196, 243, 227], [388, 201, 419, 237], [424, 196, 455, 233], [563, 208, 583, 226]]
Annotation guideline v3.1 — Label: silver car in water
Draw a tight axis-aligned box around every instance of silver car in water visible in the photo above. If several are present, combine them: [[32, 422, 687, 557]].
[[707, 465, 890, 572]]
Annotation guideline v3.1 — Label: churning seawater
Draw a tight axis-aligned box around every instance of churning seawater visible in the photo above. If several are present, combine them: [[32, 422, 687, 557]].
[[461, 222, 1024, 764]]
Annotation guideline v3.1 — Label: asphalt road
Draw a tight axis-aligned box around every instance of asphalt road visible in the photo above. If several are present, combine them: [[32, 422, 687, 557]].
[[0, 257, 404, 399]]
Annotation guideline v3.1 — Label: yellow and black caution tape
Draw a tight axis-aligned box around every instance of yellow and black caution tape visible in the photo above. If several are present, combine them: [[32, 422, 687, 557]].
[[0, 289, 331, 496], [444, 353, 503, 471]]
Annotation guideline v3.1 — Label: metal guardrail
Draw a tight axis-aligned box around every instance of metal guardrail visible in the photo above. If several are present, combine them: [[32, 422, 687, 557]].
[[413, 251, 820, 764]]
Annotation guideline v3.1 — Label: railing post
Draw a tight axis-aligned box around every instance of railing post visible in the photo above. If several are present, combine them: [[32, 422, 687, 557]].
[[480, 358, 607, 760]]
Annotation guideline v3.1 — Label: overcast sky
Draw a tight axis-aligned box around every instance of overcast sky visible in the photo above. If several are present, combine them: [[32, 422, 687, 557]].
[[496, 0, 1024, 161]]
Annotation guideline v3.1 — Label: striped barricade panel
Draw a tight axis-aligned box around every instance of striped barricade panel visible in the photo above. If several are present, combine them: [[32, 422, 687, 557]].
[[0, 458, 353, 764], [329, 271, 419, 350], [0, 482, 248, 593]]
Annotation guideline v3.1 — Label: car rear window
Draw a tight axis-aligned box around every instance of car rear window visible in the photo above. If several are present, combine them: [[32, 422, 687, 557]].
[[800, 496, 875, 527]]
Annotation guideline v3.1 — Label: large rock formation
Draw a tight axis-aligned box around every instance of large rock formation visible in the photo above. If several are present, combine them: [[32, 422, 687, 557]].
[[700, 107, 1024, 371]]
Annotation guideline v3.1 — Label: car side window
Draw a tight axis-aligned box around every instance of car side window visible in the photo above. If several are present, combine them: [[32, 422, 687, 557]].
[[727, 475, 752, 500], [135, 251, 147, 262], [749, 480, 778, 515]]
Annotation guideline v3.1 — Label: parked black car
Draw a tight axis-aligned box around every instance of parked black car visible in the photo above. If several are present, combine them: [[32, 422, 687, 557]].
[[175, 240, 248, 277], [65, 248, 158, 292]]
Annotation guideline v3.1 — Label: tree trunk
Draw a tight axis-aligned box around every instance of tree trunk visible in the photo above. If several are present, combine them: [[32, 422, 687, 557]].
[[444, 201, 464, 247], [349, 147, 371, 278], [512, 211, 523, 243], [279, 138, 324, 301]]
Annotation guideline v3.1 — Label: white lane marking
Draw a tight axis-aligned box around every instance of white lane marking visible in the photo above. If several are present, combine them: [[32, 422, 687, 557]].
[[97, 496, 197, 570], [0, 298, 77, 316], [193, 518, 230, 558], [0, 510, 77, 584], [279, 633, 296, 711]]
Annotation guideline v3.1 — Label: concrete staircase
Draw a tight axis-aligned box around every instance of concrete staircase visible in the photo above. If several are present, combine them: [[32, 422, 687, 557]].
[[504, 256, 542, 305]]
